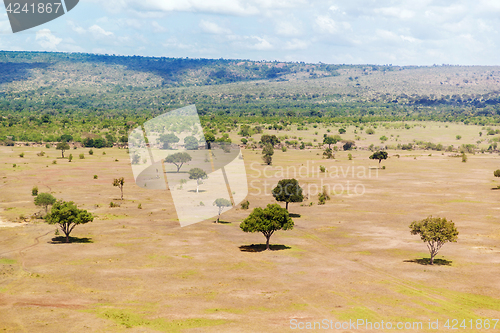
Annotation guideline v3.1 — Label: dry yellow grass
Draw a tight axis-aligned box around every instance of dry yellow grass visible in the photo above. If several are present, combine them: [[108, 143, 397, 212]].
[[1, 131, 500, 332]]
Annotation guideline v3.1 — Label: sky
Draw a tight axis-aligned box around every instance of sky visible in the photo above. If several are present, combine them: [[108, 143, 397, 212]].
[[0, 0, 499, 66]]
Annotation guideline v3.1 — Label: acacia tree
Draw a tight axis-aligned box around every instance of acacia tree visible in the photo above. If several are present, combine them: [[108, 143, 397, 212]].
[[113, 177, 125, 200], [261, 134, 280, 147], [34, 192, 56, 213], [240, 204, 294, 250], [45, 200, 94, 243], [323, 135, 341, 149], [369, 151, 388, 167], [213, 198, 232, 223], [409, 216, 458, 265], [56, 142, 70, 158], [165, 152, 192, 172], [189, 168, 207, 193], [272, 178, 304, 210]]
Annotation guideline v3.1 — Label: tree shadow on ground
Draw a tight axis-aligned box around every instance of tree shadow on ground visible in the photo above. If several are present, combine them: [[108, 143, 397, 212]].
[[187, 190, 207, 193], [490, 187, 500, 190], [165, 171, 189, 174], [215, 220, 232, 224], [289, 213, 301, 218], [49, 236, 93, 244], [403, 258, 452, 266], [239, 244, 291, 252]]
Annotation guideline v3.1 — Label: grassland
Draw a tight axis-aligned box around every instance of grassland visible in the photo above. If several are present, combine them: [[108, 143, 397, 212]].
[[1, 122, 500, 332]]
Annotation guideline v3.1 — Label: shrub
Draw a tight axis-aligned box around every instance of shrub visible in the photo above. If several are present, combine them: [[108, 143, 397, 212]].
[[79, 153, 85, 159], [37, 151, 45, 156], [109, 201, 121, 208], [89, 149, 94, 155], [462, 153, 467, 163], [319, 165, 326, 173], [282, 146, 287, 152], [52, 160, 57, 164], [13, 164, 16, 168], [32, 186, 38, 196], [348, 153, 353, 160], [19, 152, 24, 158], [138, 203, 142, 209], [93, 175, 98, 179], [241, 200, 250, 209], [366, 128, 375, 135], [456, 135, 462, 140], [45, 143, 50, 148], [68, 154, 73, 162]]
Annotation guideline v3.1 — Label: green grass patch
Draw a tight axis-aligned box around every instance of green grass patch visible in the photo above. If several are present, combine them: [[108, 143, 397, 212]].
[[0, 258, 17, 265], [90, 308, 227, 332], [334, 306, 380, 322], [97, 214, 128, 221], [205, 307, 244, 314], [177, 269, 199, 279]]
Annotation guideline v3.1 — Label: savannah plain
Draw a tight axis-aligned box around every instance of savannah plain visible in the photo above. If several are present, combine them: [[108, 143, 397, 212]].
[[1, 122, 500, 332]]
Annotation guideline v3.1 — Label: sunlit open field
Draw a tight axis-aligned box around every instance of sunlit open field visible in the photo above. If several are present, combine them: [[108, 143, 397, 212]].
[[1, 123, 500, 332]]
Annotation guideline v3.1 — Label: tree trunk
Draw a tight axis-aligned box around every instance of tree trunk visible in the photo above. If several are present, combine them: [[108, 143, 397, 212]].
[[266, 235, 270, 250], [430, 253, 434, 265], [285, 202, 289, 210], [61, 150, 65, 158], [121, 188, 123, 200], [196, 184, 199, 193]]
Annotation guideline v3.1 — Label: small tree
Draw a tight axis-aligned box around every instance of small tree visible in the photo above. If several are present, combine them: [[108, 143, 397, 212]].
[[213, 198, 232, 223], [240, 204, 294, 250], [34, 193, 56, 213], [272, 179, 304, 210], [494, 169, 500, 178], [369, 151, 388, 167], [261, 134, 280, 147], [323, 147, 334, 159], [323, 135, 341, 149], [461, 152, 467, 163], [409, 216, 458, 265], [184, 136, 199, 150], [158, 133, 180, 149], [56, 142, 70, 158], [113, 177, 125, 200], [189, 168, 207, 193], [165, 152, 192, 172], [45, 200, 94, 243], [68, 154, 73, 162], [32, 186, 38, 196]]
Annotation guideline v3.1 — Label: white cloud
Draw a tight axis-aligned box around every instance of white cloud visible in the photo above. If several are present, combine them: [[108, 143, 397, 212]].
[[151, 21, 167, 33], [35, 29, 62, 51], [315, 15, 338, 34], [68, 20, 86, 34], [89, 25, 115, 39], [199, 20, 231, 34], [275, 19, 302, 36], [284, 38, 308, 50], [374, 7, 415, 20]]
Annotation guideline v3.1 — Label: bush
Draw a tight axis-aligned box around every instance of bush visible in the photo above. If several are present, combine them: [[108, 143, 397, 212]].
[[93, 175, 98, 179], [366, 128, 375, 135], [52, 160, 57, 164], [89, 149, 94, 155], [37, 151, 45, 156], [462, 153, 467, 163], [138, 203, 142, 209], [456, 135, 462, 140], [32, 186, 38, 196], [45, 143, 50, 149], [241, 200, 250, 209], [109, 201, 120, 208], [319, 165, 326, 173], [19, 152, 24, 158], [348, 153, 353, 160], [12, 164, 16, 168], [318, 187, 330, 205], [282, 146, 287, 152], [68, 154, 73, 162]]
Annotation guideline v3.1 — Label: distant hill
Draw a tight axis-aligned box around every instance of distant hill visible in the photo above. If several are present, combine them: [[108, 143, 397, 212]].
[[1, 51, 500, 120]]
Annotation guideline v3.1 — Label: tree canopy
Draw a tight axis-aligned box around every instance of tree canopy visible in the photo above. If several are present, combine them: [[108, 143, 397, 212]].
[[45, 200, 94, 243], [409, 216, 458, 265], [272, 178, 304, 210], [369, 151, 388, 165], [34, 192, 56, 213], [113, 177, 125, 200], [165, 152, 192, 172], [261, 134, 280, 146], [240, 204, 294, 250], [158, 133, 179, 149], [323, 135, 341, 148], [56, 142, 70, 158], [189, 168, 208, 193], [213, 198, 232, 223], [184, 136, 199, 150]]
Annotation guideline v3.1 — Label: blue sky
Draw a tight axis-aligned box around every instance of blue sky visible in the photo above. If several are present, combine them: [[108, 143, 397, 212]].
[[1, 0, 499, 65]]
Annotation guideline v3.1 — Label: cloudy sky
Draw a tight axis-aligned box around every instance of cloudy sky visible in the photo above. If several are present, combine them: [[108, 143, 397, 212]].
[[0, 0, 499, 65]]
